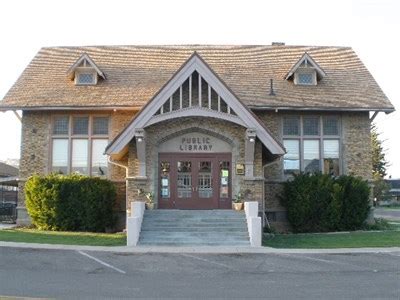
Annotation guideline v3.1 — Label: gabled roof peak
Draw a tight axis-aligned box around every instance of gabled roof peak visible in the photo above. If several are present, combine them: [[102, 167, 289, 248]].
[[67, 53, 105, 80], [106, 51, 285, 156], [285, 52, 326, 80]]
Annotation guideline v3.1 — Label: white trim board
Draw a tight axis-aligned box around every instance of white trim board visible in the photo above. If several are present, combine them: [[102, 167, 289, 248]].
[[285, 52, 326, 80]]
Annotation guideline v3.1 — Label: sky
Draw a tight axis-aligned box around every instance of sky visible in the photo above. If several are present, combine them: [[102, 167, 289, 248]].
[[0, 0, 399, 177]]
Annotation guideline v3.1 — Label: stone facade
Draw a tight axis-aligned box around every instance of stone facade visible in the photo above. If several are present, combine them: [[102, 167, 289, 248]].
[[125, 116, 265, 210], [16, 108, 373, 232], [342, 112, 372, 180], [16, 110, 136, 228], [255, 111, 373, 231]]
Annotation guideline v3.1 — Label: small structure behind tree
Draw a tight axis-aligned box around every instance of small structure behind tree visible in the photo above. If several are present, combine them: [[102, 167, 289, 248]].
[[0, 162, 19, 223]]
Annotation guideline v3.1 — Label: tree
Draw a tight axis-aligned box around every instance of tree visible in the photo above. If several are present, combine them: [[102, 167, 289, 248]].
[[371, 123, 390, 203]]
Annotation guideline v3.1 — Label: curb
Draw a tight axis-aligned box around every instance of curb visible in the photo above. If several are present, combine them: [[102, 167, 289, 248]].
[[1, 241, 400, 254]]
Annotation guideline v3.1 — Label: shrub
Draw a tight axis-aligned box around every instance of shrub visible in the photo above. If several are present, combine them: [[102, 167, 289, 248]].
[[25, 174, 116, 232], [280, 173, 370, 233], [335, 175, 370, 230]]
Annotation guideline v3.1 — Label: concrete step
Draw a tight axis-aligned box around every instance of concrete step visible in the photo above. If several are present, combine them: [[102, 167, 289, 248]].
[[142, 220, 246, 225], [141, 226, 248, 232], [139, 240, 251, 246], [138, 209, 250, 246], [140, 232, 249, 238]]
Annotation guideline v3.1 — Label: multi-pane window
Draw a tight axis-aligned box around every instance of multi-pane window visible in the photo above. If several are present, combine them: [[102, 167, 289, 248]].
[[283, 116, 340, 176], [51, 115, 109, 177], [298, 73, 314, 85], [77, 73, 95, 85]]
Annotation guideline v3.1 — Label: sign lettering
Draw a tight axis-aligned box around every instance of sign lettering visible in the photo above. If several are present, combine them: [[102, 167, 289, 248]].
[[179, 136, 213, 151]]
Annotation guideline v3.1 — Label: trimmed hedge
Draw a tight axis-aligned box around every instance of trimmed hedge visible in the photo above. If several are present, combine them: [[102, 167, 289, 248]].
[[25, 174, 116, 232], [280, 173, 370, 233]]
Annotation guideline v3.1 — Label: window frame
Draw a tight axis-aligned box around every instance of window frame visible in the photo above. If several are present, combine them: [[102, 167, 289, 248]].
[[294, 68, 317, 86], [74, 67, 98, 86], [282, 115, 341, 177], [50, 114, 110, 177]]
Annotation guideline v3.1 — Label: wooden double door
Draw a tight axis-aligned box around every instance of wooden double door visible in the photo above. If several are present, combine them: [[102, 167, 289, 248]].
[[158, 153, 231, 209]]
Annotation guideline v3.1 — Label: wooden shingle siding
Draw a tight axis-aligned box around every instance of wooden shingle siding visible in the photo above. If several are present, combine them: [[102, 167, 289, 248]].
[[0, 45, 394, 111]]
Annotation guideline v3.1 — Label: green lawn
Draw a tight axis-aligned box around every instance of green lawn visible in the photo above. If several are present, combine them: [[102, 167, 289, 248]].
[[0, 228, 126, 246], [381, 206, 400, 210], [263, 231, 400, 249]]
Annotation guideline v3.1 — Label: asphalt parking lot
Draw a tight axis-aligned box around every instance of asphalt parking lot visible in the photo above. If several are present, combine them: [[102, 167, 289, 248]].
[[375, 207, 400, 221], [0, 247, 399, 299]]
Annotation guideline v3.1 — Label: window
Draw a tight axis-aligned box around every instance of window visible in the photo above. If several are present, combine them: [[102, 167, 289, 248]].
[[303, 116, 319, 135], [51, 115, 109, 177], [73, 117, 89, 135], [92, 140, 109, 176], [323, 116, 339, 135], [283, 140, 300, 175], [283, 116, 340, 176], [53, 116, 69, 135], [294, 69, 316, 85], [77, 73, 95, 85], [304, 140, 320, 173], [283, 116, 300, 136], [298, 73, 314, 85], [323, 140, 340, 175], [52, 139, 68, 174]]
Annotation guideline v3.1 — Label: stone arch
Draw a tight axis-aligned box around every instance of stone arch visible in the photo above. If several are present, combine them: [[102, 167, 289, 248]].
[[156, 126, 235, 148]]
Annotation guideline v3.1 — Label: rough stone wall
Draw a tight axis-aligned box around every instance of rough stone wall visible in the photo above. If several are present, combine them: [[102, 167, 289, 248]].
[[18, 111, 50, 210], [109, 110, 136, 181], [16, 110, 136, 229], [145, 117, 246, 203], [125, 116, 265, 208], [255, 111, 283, 180], [255, 111, 373, 231], [19, 111, 50, 180], [342, 112, 372, 180]]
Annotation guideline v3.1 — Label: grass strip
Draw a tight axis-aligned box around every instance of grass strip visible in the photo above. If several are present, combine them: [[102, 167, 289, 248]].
[[263, 231, 400, 249], [0, 228, 126, 246]]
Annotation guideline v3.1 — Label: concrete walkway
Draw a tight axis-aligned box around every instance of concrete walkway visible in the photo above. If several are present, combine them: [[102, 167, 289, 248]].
[[0, 240, 399, 254], [0, 223, 16, 230]]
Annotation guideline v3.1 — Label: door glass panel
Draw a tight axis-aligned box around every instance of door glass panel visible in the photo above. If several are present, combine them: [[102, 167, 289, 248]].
[[198, 161, 212, 198], [177, 161, 192, 198], [220, 161, 230, 198], [160, 162, 170, 198]]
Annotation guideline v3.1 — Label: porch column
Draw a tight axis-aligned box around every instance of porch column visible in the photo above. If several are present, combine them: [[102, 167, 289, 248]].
[[134, 128, 146, 178], [244, 128, 256, 179]]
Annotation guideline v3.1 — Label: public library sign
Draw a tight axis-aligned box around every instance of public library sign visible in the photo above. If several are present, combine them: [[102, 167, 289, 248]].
[[158, 133, 231, 153]]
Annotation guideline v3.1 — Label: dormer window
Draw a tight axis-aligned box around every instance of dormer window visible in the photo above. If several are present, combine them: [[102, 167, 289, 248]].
[[76, 71, 96, 85], [67, 53, 105, 86], [295, 68, 317, 86], [285, 53, 326, 86]]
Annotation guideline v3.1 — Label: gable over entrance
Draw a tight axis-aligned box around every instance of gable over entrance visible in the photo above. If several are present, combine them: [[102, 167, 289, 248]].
[[106, 52, 285, 156]]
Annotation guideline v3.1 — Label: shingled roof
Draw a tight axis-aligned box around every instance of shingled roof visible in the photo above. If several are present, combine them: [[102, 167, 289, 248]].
[[0, 45, 394, 112], [0, 162, 18, 177]]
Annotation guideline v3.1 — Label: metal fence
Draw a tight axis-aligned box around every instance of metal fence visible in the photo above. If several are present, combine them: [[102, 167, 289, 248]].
[[0, 202, 17, 223]]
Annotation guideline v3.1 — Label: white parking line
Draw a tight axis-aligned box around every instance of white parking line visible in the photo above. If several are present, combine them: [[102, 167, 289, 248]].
[[77, 250, 126, 274], [281, 253, 360, 267]]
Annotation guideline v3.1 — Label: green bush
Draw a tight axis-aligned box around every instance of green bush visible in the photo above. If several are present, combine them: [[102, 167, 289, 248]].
[[25, 174, 116, 232], [335, 175, 370, 230], [280, 173, 370, 233]]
